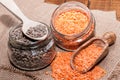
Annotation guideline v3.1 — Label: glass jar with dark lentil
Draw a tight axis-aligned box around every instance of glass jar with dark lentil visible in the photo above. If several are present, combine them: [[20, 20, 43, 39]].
[[51, 1, 95, 51], [8, 23, 56, 71]]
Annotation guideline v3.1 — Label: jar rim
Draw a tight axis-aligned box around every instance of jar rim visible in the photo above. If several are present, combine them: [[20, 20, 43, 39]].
[[9, 22, 51, 47], [51, 1, 93, 39]]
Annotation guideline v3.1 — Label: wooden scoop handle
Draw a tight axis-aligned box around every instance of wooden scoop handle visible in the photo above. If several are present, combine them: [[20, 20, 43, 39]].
[[103, 32, 116, 46]]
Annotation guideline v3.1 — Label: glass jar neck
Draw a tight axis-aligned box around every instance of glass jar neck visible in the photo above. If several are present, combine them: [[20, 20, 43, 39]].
[[51, 1, 93, 40], [9, 23, 52, 50]]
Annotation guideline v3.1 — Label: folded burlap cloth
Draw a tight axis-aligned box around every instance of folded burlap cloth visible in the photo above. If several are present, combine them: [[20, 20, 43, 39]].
[[0, 0, 120, 80]]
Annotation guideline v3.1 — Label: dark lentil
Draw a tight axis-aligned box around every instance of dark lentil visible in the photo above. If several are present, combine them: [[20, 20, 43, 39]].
[[8, 25, 56, 70], [26, 25, 47, 38], [9, 45, 55, 70], [11, 27, 35, 45]]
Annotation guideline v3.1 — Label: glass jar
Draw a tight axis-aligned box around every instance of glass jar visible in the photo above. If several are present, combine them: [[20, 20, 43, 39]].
[[8, 23, 56, 71], [51, 1, 95, 51]]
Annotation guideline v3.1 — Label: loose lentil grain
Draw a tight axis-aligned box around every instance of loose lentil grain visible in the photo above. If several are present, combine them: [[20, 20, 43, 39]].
[[51, 52, 106, 80]]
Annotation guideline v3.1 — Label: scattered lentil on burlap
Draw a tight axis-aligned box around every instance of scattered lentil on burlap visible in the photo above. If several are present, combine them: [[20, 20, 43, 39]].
[[51, 52, 106, 80]]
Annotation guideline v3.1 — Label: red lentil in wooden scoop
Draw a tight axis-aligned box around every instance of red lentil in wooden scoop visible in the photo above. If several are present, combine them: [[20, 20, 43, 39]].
[[70, 32, 116, 73]]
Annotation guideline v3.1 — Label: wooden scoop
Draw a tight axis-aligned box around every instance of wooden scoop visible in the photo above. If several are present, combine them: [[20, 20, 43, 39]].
[[70, 32, 116, 73]]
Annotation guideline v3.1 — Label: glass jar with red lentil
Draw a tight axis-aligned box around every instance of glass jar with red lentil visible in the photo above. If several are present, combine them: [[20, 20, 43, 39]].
[[51, 1, 95, 51]]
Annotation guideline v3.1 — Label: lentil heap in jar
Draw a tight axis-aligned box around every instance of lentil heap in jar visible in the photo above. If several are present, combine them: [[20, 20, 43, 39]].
[[54, 9, 89, 35], [51, 1, 95, 51]]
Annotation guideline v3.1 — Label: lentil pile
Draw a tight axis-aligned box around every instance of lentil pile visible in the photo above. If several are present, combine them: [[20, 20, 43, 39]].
[[10, 46, 55, 70], [52, 8, 95, 51], [26, 25, 47, 38], [11, 27, 35, 45], [51, 52, 106, 80], [74, 43, 103, 72], [9, 26, 55, 70], [54, 9, 89, 35]]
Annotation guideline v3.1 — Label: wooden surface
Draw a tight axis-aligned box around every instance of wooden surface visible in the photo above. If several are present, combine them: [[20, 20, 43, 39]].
[[45, 0, 120, 21]]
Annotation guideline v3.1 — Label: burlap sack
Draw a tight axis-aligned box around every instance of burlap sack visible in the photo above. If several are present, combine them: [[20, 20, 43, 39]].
[[0, 0, 120, 80]]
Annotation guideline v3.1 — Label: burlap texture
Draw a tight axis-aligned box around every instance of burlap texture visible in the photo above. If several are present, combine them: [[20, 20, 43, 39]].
[[0, 0, 120, 80]]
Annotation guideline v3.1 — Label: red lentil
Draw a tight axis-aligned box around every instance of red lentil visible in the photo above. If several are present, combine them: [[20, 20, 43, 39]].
[[74, 43, 103, 72], [57, 24, 95, 50], [52, 8, 95, 51], [45, 71, 49, 75], [54, 9, 89, 35], [51, 52, 106, 80]]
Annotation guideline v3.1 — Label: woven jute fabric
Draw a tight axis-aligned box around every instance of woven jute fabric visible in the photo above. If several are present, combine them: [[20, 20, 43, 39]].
[[0, 0, 120, 80]]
